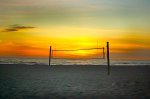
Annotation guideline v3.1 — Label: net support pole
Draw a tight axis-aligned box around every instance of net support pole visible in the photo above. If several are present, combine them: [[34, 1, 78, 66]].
[[103, 47, 105, 59], [106, 42, 110, 75], [49, 46, 52, 66]]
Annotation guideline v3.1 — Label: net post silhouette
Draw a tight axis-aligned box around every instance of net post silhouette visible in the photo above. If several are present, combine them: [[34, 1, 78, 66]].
[[102, 47, 105, 59], [106, 42, 110, 75], [49, 46, 52, 66]]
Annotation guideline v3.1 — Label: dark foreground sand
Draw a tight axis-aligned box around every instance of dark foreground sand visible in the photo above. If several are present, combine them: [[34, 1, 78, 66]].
[[0, 64, 150, 99]]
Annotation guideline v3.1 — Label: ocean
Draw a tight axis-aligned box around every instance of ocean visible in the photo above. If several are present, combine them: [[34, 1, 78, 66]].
[[0, 57, 150, 66]]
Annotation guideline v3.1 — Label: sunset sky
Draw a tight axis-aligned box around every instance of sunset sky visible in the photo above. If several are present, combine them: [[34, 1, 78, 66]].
[[0, 0, 150, 60]]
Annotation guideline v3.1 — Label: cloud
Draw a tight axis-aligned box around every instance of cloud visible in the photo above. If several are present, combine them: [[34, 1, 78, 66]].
[[3, 24, 36, 32]]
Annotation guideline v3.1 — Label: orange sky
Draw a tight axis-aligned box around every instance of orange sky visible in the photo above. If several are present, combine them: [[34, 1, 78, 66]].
[[0, 26, 150, 60]]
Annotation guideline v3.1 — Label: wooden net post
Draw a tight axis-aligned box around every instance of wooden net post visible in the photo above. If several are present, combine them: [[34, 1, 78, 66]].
[[106, 42, 110, 75], [103, 47, 105, 59], [49, 46, 52, 66]]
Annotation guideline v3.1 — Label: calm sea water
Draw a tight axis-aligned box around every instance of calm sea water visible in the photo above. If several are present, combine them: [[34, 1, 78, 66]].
[[0, 57, 150, 66]]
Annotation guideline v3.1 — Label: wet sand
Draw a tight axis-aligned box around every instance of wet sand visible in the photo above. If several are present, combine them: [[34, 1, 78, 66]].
[[0, 64, 150, 99]]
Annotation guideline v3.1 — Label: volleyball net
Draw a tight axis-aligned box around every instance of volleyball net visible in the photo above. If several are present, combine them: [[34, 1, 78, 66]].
[[51, 47, 105, 59], [49, 42, 110, 75]]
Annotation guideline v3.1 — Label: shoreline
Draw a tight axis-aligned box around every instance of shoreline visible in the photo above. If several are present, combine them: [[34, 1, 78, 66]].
[[0, 63, 150, 66]]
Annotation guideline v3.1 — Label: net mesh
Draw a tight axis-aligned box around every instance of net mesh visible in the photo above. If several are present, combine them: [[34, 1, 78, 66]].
[[51, 47, 105, 59]]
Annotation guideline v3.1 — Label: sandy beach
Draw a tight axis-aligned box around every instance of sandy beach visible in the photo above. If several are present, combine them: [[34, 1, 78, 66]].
[[0, 64, 150, 99]]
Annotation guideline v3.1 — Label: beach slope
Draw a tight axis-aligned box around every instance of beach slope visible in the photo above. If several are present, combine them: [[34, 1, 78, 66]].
[[0, 64, 150, 99]]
